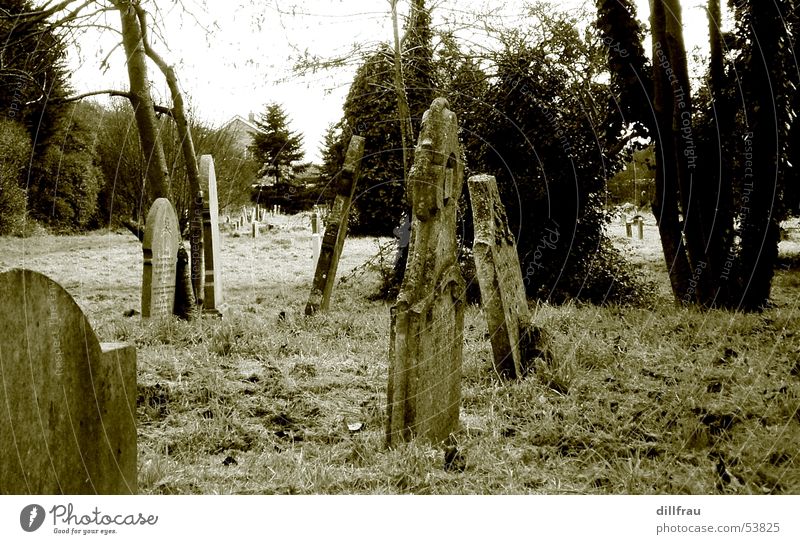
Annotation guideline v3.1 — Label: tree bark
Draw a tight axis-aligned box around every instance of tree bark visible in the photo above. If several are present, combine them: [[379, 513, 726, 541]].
[[117, 1, 170, 202], [737, 4, 783, 310], [650, 0, 716, 305]]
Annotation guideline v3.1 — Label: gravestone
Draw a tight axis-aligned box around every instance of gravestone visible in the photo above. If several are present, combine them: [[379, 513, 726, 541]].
[[190, 190, 204, 305], [468, 174, 535, 379], [386, 98, 465, 446], [304, 135, 366, 315], [199, 155, 224, 317], [251, 221, 259, 238], [310, 212, 321, 271], [0, 269, 137, 494], [142, 198, 180, 319]]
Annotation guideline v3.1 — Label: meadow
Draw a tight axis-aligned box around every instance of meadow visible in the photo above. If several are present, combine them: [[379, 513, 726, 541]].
[[1, 212, 798, 494]]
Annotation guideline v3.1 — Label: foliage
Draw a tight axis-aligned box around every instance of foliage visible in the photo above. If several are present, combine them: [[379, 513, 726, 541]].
[[26, 104, 103, 231], [469, 24, 640, 304], [0, 0, 70, 146], [336, 1, 437, 237], [0, 118, 31, 235], [249, 103, 304, 184]]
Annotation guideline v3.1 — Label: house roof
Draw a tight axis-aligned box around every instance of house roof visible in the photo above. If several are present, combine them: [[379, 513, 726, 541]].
[[220, 114, 265, 134]]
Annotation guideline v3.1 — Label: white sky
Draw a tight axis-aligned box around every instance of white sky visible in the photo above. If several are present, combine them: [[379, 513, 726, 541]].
[[66, 0, 716, 163]]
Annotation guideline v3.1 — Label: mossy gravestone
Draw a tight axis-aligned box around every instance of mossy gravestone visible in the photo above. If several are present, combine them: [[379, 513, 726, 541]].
[[305, 135, 365, 315], [0, 269, 137, 494], [200, 155, 224, 316], [141, 198, 179, 319], [469, 174, 537, 379], [386, 98, 465, 446]]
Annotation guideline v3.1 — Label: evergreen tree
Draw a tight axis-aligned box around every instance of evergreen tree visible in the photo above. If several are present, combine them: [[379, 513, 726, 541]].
[[249, 103, 304, 184]]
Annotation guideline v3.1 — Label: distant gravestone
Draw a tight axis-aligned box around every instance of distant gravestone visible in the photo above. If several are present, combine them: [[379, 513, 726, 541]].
[[305, 135, 365, 315], [199, 155, 224, 317], [0, 269, 137, 494], [469, 174, 536, 379], [386, 98, 465, 446], [142, 198, 180, 319]]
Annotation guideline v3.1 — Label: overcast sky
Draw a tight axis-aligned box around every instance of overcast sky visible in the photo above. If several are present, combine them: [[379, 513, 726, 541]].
[[66, 0, 715, 163]]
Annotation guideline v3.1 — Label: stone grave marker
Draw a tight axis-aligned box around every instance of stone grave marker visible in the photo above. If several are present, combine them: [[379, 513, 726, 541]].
[[304, 135, 366, 315], [386, 98, 465, 446], [468, 173, 537, 379], [0, 269, 137, 494], [142, 198, 180, 319], [311, 212, 321, 271], [199, 155, 224, 317]]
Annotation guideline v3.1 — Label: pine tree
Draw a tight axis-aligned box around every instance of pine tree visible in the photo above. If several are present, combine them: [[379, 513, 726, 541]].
[[250, 103, 305, 184]]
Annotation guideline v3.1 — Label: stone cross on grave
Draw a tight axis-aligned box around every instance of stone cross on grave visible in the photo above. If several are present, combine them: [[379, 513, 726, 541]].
[[386, 98, 465, 446]]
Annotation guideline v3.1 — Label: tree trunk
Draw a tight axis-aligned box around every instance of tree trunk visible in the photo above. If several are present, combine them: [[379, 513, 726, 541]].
[[117, 2, 170, 202], [135, 5, 204, 307], [737, 4, 783, 310], [706, 0, 736, 305], [650, 0, 716, 305]]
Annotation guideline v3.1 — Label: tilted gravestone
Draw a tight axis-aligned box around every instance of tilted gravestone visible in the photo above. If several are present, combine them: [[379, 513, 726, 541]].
[[200, 155, 224, 316], [141, 198, 180, 319], [304, 135, 366, 316], [142, 198, 180, 318], [469, 174, 536, 379], [386, 98, 465, 446], [0, 269, 137, 494]]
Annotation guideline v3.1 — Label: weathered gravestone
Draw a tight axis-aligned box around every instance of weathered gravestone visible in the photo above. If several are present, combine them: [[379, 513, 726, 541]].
[[386, 98, 465, 446], [141, 198, 180, 319], [304, 135, 365, 316], [469, 174, 538, 379], [199, 155, 224, 316], [0, 269, 137, 494]]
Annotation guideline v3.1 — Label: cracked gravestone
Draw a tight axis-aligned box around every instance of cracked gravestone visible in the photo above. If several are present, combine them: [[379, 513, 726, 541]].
[[305, 135, 365, 315], [468, 173, 537, 379], [386, 98, 465, 446], [141, 198, 180, 319], [200, 155, 224, 316], [0, 269, 137, 494]]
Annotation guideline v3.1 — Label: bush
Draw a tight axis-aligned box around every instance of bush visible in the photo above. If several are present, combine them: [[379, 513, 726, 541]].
[[0, 119, 32, 235]]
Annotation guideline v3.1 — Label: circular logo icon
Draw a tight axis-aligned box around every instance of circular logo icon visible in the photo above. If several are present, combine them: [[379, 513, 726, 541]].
[[20, 504, 45, 532]]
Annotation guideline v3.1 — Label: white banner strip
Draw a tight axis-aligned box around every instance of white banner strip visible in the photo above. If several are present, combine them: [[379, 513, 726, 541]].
[[2, 496, 797, 543]]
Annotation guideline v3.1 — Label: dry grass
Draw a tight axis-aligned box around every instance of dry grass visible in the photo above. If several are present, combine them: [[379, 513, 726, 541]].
[[1, 210, 799, 494]]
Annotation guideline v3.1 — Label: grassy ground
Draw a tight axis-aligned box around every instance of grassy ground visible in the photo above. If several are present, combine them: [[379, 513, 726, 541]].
[[1, 211, 798, 494]]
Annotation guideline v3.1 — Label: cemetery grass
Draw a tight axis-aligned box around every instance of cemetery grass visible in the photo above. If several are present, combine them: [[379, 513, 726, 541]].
[[2, 213, 799, 494]]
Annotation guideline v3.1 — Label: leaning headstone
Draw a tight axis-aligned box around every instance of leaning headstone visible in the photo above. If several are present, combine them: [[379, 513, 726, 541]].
[[305, 135, 365, 315], [469, 174, 537, 379], [0, 269, 137, 494], [142, 198, 180, 318], [386, 98, 465, 446], [199, 155, 224, 317]]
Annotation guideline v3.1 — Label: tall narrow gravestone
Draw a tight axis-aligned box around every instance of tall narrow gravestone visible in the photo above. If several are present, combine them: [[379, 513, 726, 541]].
[[469, 174, 535, 379], [386, 98, 465, 446], [200, 155, 224, 316], [0, 269, 137, 494], [142, 198, 180, 318], [304, 135, 366, 316]]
